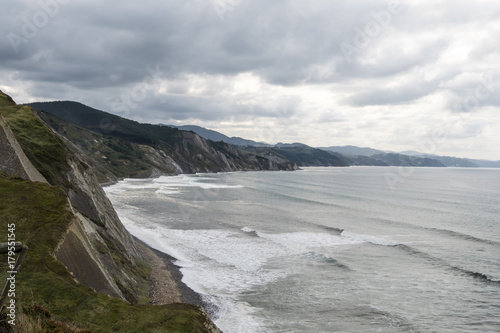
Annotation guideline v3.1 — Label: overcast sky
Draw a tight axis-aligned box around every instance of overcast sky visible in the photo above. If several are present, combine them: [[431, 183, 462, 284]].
[[2, 0, 500, 159]]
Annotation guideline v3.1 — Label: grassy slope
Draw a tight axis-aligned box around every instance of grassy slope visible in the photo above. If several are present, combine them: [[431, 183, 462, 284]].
[[1, 99, 152, 303], [0, 92, 213, 332], [39, 112, 158, 182], [0, 176, 212, 333], [28, 101, 179, 146], [0, 91, 16, 107], [29, 101, 292, 174], [31, 102, 229, 178], [0, 105, 72, 185]]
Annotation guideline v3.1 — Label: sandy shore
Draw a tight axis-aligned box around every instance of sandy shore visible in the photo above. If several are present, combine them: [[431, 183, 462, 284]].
[[134, 237, 205, 307]]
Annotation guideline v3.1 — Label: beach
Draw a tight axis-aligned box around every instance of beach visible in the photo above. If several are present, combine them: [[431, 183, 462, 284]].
[[134, 237, 205, 307]]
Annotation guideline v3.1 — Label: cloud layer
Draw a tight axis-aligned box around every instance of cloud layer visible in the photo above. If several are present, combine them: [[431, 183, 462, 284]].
[[1, 0, 500, 159]]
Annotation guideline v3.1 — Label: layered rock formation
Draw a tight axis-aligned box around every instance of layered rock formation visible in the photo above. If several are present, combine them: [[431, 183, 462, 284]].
[[0, 90, 221, 332]]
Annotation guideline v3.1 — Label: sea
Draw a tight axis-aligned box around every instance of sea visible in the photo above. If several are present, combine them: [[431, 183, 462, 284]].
[[104, 167, 500, 333]]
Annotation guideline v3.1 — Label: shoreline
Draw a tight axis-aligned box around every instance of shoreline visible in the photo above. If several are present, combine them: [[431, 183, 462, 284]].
[[103, 181, 214, 312], [133, 237, 209, 309]]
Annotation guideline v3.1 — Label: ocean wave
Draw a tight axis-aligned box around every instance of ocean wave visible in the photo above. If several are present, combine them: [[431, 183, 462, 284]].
[[428, 227, 500, 247], [392, 244, 443, 263], [155, 189, 181, 195], [320, 225, 344, 235], [258, 231, 359, 251], [151, 174, 244, 190], [449, 266, 500, 285], [393, 244, 500, 286], [305, 252, 351, 270], [340, 231, 400, 246], [241, 227, 259, 237]]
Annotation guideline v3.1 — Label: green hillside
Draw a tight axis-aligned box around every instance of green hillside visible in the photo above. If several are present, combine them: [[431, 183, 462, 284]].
[[29, 101, 294, 180], [29, 101, 179, 145], [1, 92, 217, 332], [1, 104, 71, 185], [245, 145, 348, 167], [39, 111, 163, 182], [0, 176, 214, 333]]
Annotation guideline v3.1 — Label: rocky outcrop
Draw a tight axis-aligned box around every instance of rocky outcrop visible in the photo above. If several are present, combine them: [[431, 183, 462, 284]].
[[169, 130, 297, 174], [54, 213, 124, 298], [55, 156, 145, 302]]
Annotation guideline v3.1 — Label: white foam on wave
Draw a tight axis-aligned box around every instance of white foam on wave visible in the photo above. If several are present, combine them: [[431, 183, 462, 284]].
[[241, 227, 256, 233], [258, 231, 361, 253], [155, 188, 181, 195], [103, 186, 125, 194], [118, 215, 288, 332], [341, 230, 400, 246], [152, 175, 244, 190], [121, 177, 151, 182], [104, 181, 159, 194], [124, 184, 162, 189], [118, 216, 191, 262], [196, 183, 244, 189], [116, 205, 400, 332], [106, 175, 245, 200]]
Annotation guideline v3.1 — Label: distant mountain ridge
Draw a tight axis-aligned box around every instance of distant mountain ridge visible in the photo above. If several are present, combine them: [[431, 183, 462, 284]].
[[28, 101, 297, 182], [28, 102, 500, 169], [320, 145, 386, 156], [369, 153, 446, 167], [244, 145, 348, 167], [168, 124, 269, 147], [401, 152, 500, 168]]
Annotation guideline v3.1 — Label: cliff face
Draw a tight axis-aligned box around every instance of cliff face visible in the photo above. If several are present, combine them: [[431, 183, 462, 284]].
[[0, 91, 220, 332], [30, 101, 297, 182], [0, 99, 142, 303], [169, 130, 297, 174]]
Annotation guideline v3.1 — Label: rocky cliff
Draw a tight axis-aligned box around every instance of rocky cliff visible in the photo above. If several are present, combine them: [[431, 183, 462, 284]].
[[29, 101, 297, 183], [0, 90, 220, 332]]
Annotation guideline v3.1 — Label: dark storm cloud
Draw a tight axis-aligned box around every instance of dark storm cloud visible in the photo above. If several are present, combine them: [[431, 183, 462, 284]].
[[1, 0, 407, 90], [2, 0, 497, 87], [1, 0, 500, 159]]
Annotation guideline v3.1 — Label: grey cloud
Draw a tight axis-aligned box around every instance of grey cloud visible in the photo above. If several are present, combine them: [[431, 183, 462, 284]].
[[441, 70, 500, 112], [0, 0, 499, 160], [0, 0, 483, 91], [134, 93, 290, 123], [343, 81, 439, 106]]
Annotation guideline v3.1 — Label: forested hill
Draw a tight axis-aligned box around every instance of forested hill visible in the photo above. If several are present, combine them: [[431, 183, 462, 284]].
[[29, 101, 297, 183]]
